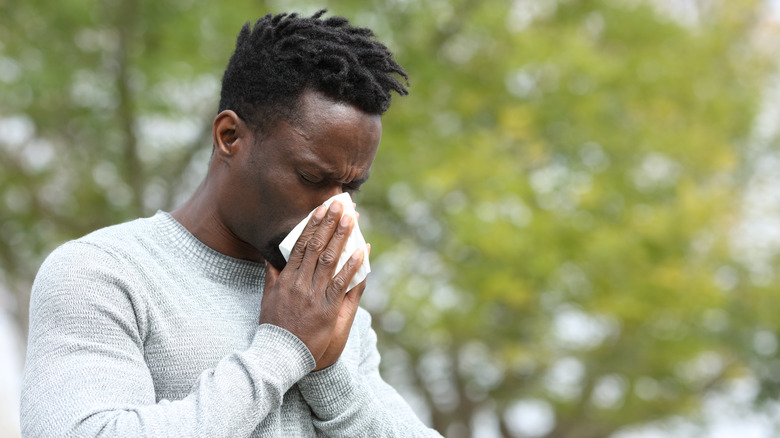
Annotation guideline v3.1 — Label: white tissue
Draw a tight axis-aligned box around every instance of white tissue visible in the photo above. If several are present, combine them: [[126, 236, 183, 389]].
[[278, 192, 370, 290]]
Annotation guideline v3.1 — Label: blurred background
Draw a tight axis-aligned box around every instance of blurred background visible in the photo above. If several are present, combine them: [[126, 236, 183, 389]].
[[3, 0, 780, 436]]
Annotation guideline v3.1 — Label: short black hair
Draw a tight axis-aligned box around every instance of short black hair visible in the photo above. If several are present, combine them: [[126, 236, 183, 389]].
[[218, 10, 409, 133]]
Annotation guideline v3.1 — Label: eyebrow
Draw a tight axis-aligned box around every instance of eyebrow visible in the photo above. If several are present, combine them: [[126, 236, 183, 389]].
[[302, 159, 371, 186]]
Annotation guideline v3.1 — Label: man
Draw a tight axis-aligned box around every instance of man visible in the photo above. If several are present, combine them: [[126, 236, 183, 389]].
[[21, 11, 442, 437]]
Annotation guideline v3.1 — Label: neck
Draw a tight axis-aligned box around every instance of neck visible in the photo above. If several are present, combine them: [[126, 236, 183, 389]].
[[170, 173, 263, 262]]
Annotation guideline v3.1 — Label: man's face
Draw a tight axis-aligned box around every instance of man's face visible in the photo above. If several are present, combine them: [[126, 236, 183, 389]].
[[224, 90, 381, 270]]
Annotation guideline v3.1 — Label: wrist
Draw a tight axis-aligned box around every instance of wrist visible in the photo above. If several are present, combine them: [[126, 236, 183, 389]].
[[298, 359, 362, 414]]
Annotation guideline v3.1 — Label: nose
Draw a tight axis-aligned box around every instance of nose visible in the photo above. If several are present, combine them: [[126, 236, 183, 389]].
[[313, 185, 347, 210], [325, 185, 347, 201]]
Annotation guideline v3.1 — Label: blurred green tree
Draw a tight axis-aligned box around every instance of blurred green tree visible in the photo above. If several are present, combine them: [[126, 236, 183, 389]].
[[2, 0, 779, 437]]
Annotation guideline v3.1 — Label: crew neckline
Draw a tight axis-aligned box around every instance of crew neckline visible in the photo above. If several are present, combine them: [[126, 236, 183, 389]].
[[152, 211, 266, 287]]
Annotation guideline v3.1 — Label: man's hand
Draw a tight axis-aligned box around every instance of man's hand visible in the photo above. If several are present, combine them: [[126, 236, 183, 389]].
[[259, 200, 367, 371]]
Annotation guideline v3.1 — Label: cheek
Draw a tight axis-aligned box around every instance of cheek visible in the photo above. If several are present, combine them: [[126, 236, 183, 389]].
[[269, 182, 328, 219], [257, 188, 312, 233], [283, 196, 322, 228], [249, 167, 331, 236]]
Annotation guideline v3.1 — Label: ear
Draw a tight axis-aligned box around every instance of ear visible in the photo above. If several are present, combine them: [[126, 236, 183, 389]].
[[212, 110, 245, 158]]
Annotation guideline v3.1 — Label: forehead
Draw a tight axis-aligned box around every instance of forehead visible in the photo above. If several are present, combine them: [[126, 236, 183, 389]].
[[295, 91, 379, 132], [265, 91, 382, 175]]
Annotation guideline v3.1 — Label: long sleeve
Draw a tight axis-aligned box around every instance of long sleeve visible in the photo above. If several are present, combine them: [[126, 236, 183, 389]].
[[296, 310, 443, 437], [21, 212, 441, 437], [20, 240, 315, 437]]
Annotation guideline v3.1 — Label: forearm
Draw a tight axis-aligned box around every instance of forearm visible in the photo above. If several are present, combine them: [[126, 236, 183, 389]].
[[297, 360, 443, 437], [21, 323, 314, 438]]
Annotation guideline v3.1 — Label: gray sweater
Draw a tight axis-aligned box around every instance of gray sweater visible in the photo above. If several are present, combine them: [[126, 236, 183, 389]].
[[21, 212, 441, 437]]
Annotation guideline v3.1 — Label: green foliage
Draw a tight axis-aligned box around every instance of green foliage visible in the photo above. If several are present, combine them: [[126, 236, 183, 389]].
[[2, 0, 780, 437]]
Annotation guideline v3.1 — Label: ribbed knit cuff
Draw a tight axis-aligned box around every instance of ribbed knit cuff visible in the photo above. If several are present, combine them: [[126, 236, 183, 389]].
[[297, 360, 365, 416], [247, 324, 316, 388]]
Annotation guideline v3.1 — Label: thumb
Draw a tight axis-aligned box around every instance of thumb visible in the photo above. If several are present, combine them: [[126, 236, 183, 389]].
[[263, 260, 280, 291]]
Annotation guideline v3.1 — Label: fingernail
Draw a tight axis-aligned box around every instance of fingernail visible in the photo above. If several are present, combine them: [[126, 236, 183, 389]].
[[329, 200, 343, 214], [313, 205, 326, 220], [340, 213, 353, 228], [351, 247, 364, 262]]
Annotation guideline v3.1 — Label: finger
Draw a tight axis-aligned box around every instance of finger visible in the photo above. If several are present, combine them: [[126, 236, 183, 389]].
[[299, 200, 345, 278], [259, 260, 282, 325], [345, 245, 368, 301], [326, 246, 364, 299], [344, 279, 366, 311], [287, 205, 327, 268], [263, 260, 280, 291], [338, 277, 367, 335], [312, 208, 354, 286]]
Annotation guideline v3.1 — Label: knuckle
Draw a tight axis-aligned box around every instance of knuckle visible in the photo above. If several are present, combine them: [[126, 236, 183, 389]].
[[331, 275, 348, 291], [307, 236, 327, 253], [333, 227, 348, 240], [344, 254, 358, 270], [292, 239, 308, 255], [318, 248, 339, 266], [289, 280, 306, 297], [323, 212, 340, 227]]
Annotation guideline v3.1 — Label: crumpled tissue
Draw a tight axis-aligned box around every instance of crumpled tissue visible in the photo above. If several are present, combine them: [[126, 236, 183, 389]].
[[278, 192, 370, 290]]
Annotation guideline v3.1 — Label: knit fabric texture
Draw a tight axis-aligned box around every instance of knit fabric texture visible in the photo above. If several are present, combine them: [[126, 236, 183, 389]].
[[21, 212, 441, 437]]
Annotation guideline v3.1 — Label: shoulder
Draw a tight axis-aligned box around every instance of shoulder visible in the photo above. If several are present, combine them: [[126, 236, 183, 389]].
[[31, 215, 162, 310], [77, 214, 161, 252], [38, 214, 162, 274]]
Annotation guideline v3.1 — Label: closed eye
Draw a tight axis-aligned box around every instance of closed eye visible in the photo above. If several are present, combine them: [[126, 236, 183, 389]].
[[299, 170, 365, 193], [343, 182, 362, 193], [298, 172, 322, 186]]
